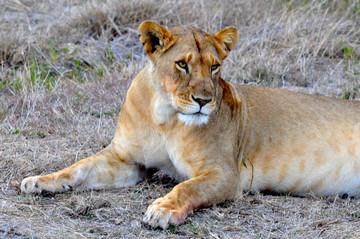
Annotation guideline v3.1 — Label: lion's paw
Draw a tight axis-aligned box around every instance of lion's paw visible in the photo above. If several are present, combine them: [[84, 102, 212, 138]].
[[143, 197, 186, 229], [21, 175, 70, 195], [21, 176, 45, 194]]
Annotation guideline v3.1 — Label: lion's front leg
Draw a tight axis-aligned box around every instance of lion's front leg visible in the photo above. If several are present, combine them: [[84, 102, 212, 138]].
[[143, 167, 238, 229], [21, 145, 144, 195]]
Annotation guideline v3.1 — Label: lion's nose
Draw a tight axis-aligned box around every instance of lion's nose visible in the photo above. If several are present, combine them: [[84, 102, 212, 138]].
[[191, 95, 212, 108]]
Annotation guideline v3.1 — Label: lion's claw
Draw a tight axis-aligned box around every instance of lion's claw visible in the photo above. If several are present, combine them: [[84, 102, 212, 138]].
[[143, 197, 185, 229]]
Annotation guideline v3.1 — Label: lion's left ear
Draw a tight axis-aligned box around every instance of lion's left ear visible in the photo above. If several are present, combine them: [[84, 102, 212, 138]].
[[214, 27, 239, 60], [138, 21, 175, 61]]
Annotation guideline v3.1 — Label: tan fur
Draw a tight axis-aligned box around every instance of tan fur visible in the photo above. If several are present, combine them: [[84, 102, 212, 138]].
[[21, 21, 360, 229]]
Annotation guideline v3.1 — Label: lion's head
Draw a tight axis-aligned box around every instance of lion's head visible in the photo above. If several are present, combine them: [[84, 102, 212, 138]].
[[138, 21, 239, 126]]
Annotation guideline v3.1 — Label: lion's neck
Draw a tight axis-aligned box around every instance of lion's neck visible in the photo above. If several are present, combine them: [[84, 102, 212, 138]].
[[140, 65, 177, 126], [152, 92, 176, 125]]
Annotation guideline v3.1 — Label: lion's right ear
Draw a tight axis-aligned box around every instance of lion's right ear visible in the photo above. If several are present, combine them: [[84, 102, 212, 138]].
[[138, 21, 175, 61]]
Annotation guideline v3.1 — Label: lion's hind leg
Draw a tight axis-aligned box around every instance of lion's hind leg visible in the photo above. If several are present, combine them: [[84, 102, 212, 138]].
[[21, 145, 144, 195]]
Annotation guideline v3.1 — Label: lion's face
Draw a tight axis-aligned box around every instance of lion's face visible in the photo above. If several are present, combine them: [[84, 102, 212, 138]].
[[155, 28, 222, 125], [138, 22, 239, 126]]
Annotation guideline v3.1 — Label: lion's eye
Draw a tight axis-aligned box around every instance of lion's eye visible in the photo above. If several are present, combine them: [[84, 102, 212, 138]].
[[211, 64, 220, 73], [176, 61, 188, 73], [176, 61, 187, 69]]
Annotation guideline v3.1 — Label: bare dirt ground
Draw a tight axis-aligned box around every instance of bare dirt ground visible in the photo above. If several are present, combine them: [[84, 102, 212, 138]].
[[1, 0, 360, 238]]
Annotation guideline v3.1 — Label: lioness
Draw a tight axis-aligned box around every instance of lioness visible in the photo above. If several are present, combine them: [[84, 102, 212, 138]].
[[21, 21, 360, 229]]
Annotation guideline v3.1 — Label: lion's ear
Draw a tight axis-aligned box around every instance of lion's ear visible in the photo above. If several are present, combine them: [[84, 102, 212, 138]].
[[138, 21, 174, 61], [214, 27, 239, 59]]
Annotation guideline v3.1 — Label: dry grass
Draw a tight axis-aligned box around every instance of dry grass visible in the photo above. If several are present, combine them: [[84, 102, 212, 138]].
[[1, 0, 360, 238]]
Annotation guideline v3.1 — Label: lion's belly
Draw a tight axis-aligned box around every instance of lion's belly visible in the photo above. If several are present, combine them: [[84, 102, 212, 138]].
[[234, 85, 360, 196], [240, 123, 360, 196]]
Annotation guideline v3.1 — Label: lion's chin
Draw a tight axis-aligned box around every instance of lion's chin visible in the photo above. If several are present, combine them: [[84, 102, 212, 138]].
[[178, 113, 209, 126]]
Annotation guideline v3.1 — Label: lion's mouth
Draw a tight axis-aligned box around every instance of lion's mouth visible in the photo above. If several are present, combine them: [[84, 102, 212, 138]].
[[181, 111, 207, 116], [177, 112, 210, 126]]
